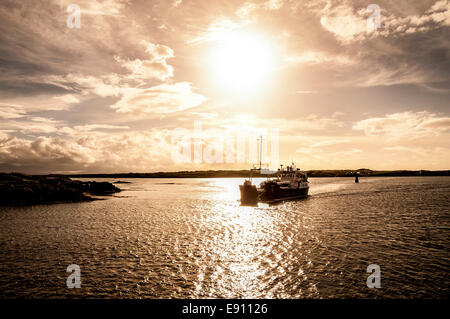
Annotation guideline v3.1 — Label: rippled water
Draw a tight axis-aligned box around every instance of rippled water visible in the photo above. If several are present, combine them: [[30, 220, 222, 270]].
[[0, 177, 448, 298]]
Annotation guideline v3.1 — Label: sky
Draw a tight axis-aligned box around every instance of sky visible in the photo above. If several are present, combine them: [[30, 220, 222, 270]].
[[0, 0, 449, 174]]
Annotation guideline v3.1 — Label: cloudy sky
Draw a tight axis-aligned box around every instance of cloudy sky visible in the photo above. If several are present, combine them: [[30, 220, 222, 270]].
[[0, 0, 449, 173]]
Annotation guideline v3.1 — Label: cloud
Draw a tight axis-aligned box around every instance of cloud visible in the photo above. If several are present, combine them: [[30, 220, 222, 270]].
[[188, 18, 251, 44], [420, 117, 450, 129], [264, 0, 283, 11], [296, 139, 351, 154], [75, 124, 129, 131], [0, 104, 26, 119], [286, 51, 354, 65], [384, 145, 447, 156], [114, 41, 175, 81], [173, 0, 182, 8], [311, 139, 350, 148], [382, 0, 450, 35], [140, 40, 174, 62], [0, 92, 81, 114], [0, 111, 348, 173], [0, 1, 180, 109], [110, 82, 206, 115], [306, 0, 449, 45], [0, 115, 133, 137], [53, 73, 123, 97], [1, 117, 63, 135], [54, 0, 130, 16], [0, 135, 96, 172], [296, 90, 318, 94], [0, 130, 177, 174], [46, 73, 206, 117], [206, 113, 346, 139], [353, 111, 450, 140], [268, 114, 345, 132], [114, 56, 174, 82], [279, 1, 446, 88], [55, 94, 80, 104], [317, 2, 368, 43]]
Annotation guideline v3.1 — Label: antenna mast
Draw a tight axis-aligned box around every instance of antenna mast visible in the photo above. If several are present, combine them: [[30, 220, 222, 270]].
[[258, 135, 263, 170]]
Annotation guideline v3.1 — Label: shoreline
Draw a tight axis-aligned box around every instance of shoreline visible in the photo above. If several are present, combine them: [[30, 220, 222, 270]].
[[56, 169, 450, 179]]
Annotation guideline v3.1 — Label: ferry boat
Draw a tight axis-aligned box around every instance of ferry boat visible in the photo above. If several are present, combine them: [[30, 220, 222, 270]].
[[239, 135, 310, 204], [240, 164, 309, 204]]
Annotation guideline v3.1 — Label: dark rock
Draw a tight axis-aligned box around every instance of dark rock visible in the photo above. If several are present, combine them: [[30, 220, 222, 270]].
[[0, 173, 121, 206]]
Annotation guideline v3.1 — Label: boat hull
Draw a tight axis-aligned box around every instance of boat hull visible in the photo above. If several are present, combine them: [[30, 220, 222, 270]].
[[259, 181, 309, 203], [239, 184, 259, 204], [240, 181, 309, 204]]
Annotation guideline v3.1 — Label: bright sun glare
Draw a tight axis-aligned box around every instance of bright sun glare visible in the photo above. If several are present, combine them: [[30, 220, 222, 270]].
[[210, 32, 274, 93]]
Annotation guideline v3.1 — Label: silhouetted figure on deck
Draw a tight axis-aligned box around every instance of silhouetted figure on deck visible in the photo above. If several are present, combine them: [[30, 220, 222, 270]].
[[355, 172, 359, 183]]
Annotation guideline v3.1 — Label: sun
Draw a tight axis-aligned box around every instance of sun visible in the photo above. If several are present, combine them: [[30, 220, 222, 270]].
[[209, 32, 274, 93]]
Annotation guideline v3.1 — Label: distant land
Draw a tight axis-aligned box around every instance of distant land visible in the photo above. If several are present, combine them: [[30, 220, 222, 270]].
[[52, 169, 450, 179]]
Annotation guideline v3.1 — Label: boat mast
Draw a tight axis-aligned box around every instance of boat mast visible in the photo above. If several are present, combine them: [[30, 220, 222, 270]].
[[258, 135, 263, 170]]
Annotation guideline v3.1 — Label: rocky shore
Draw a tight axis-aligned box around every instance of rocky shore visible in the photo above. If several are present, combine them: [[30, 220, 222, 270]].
[[0, 173, 121, 206]]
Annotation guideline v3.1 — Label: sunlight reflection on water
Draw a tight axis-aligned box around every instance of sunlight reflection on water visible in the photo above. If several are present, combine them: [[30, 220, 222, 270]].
[[0, 177, 449, 298]]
